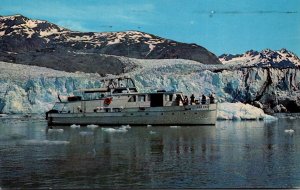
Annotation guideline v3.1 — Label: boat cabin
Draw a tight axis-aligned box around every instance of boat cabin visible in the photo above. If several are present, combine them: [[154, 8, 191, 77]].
[[51, 76, 199, 114]]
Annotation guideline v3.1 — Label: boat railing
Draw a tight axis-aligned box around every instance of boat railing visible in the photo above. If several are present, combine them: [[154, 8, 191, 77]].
[[52, 102, 68, 113]]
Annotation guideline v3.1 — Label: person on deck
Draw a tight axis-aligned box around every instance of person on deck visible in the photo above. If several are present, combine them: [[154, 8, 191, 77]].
[[190, 94, 195, 105], [209, 93, 215, 104], [183, 96, 189, 105], [176, 94, 183, 106], [201, 94, 206, 104]]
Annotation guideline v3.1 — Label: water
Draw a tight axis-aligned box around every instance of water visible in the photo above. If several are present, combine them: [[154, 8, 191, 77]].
[[0, 116, 300, 189]]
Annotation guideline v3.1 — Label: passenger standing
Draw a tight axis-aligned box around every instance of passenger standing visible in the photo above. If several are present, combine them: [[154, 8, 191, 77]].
[[209, 93, 215, 104], [183, 96, 189, 105], [190, 94, 195, 105], [176, 94, 183, 106], [201, 94, 206, 104]]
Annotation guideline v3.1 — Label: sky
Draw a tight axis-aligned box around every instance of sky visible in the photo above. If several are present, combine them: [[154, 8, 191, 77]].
[[0, 0, 300, 56]]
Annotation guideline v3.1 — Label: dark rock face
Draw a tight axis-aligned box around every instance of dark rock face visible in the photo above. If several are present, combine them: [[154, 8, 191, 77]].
[[0, 51, 136, 76], [0, 14, 221, 72], [253, 101, 264, 109], [217, 49, 300, 113], [215, 67, 300, 113]]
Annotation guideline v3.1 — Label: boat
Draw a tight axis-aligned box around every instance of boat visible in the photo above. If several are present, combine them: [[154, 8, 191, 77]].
[[46, 77, 217, 126]]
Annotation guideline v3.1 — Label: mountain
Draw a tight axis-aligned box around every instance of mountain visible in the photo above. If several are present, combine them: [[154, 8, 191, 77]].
[[219, 49, 300, 68], [0, 14, 221, 74]]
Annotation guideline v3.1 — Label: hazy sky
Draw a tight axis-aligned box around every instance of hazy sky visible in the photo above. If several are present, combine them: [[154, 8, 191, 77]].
[[1, 0, 299, 56]]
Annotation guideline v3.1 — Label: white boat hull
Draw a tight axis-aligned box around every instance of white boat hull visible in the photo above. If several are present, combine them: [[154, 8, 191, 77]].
[[47, 104, 217, 126]]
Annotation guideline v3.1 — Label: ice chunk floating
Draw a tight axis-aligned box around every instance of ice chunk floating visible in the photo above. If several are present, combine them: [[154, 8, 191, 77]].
[[101, 126, 128, 133], [47, 128, 64, 133], [70, 124, 80, 128], [284, 129, 295, 133], [217, 102, 277, 121], [87, 124, 99, 129], [21, 140, 70, 145]]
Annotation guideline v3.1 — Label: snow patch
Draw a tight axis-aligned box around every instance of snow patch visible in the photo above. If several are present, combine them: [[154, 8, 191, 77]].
[[107, 37, 121, 45], [25, 20, 37, 28]]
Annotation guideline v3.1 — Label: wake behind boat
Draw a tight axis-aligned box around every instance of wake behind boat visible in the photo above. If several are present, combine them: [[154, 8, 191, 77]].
[[46, 77, 217, 126]]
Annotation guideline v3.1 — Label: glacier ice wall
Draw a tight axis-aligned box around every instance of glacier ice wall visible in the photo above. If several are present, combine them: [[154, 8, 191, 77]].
[[130, 64, 300, 107], [0, 61, 103, 113], [0, 60, 299, 114], [0, 77, 102, 113]]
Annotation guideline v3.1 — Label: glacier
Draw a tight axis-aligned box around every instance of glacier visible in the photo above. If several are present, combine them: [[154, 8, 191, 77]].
[[0, 58, 299, 120]]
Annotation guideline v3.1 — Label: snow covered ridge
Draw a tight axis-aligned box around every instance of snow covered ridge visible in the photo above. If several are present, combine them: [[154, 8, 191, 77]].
[[219, 49, 300, 68], [0, 14, 68, 38], [0, 14, 221, 64]]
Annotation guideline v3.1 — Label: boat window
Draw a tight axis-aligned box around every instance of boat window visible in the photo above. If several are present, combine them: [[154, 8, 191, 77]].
[[67, 96, 82, 102], [150, 94, 164, 107], [147, 95, 151, 101], [165, 94, 173, 101], [128, 95, 136, 102], [138, 95, 146, 102]]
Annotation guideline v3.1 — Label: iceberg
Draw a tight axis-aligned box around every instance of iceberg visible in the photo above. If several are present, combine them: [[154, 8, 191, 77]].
[[87, 124, 99, 129], [217, 102, 277, 121], [70, 124, 81, 128], [101, 127, 128, 133], [47, 128, 64, 133], [20, 140, 70, 145]]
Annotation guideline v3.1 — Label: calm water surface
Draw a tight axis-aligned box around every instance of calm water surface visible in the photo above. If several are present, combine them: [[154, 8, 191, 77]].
[[0, 116, 299, 189]]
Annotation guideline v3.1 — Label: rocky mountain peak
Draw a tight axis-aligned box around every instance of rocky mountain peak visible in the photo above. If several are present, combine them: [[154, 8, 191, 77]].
[[219, 49, 300, 68], [244, 50, 259, 57], [0, 14, 221, 65], [0, 14, 68, 38]]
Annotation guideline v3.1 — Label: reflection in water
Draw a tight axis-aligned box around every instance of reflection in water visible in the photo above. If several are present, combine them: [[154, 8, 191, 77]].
[[0, 118, 300, 188]]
